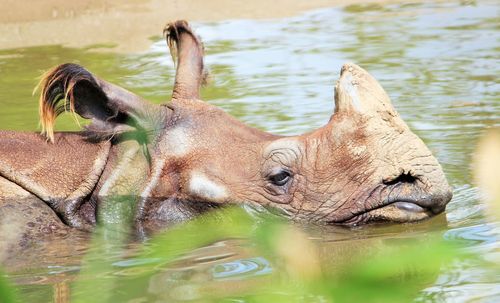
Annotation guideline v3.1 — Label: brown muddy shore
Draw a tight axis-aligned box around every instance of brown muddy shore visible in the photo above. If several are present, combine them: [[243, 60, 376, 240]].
[[1, 0, 425, 52]]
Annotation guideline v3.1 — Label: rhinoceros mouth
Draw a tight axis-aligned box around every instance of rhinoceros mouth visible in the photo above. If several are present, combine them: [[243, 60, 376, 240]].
[[330, 198, 446, 226]]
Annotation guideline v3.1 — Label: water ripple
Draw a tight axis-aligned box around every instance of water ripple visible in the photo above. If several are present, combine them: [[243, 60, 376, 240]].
[[211, 257, 273, 280]]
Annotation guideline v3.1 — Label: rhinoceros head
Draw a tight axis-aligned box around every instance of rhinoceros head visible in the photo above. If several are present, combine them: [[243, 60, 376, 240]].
[[38, 21, 452, 230]]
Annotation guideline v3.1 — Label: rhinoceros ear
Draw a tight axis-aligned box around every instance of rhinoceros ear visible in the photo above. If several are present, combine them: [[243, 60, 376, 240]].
[[334, 63, 398, 119], [37, 63, 157, 142], [165, 20, 207, 100]]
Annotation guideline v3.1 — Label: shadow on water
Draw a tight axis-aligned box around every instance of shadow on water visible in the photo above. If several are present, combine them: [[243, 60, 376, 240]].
[[0, 0, 499, 302]]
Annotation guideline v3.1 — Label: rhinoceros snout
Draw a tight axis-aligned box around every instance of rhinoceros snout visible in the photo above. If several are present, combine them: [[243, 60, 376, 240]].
[[426, 183, 453, 215], [382, 170, 452, 214], [380, 168, 453, 221]]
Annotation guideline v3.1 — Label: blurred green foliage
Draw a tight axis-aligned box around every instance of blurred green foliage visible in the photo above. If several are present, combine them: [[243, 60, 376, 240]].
[[0, 207, 469, 303], [0, 269, 19, 303]]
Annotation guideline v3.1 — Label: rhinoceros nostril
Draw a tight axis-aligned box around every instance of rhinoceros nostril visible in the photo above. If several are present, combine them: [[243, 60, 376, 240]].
[[383, 172, 416, 186]]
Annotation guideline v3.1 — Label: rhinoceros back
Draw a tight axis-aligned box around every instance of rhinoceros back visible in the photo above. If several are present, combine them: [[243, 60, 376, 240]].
[[0, 131, 110, 208]]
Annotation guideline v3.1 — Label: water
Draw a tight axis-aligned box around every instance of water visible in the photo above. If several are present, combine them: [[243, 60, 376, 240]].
[[1, 0, 499, 302]]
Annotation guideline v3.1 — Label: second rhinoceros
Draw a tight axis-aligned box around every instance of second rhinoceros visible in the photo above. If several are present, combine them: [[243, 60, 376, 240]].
[[0, 21, 452, 236]]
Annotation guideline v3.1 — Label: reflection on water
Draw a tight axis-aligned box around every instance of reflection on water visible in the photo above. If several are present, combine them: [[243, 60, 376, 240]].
[[1, 0, 499, 301]]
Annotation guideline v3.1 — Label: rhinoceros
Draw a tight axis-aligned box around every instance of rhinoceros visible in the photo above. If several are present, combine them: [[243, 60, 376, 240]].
[[0, 21, 452, 238]]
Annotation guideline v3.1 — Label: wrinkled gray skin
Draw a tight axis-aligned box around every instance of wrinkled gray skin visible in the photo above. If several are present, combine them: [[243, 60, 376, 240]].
[[0, 21, 452, 243]]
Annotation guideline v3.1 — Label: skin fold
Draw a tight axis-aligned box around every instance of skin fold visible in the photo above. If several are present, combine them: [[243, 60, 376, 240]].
[[0, 20, 452, 240]]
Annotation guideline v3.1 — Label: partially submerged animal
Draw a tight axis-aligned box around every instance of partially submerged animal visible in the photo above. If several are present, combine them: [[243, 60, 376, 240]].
[[0, 21, 452, 237]]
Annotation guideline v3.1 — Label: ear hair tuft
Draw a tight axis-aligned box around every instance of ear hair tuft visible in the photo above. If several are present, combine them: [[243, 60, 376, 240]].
[[36, 63, 97, 142]]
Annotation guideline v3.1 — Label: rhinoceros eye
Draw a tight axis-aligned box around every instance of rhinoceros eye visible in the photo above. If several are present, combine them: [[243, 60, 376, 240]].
[[269, 170, 291, 186]]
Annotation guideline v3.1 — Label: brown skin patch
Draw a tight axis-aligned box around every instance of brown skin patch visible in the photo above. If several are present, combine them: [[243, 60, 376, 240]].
[[0, 194, 71, 251], [0, 131, 110, 228]]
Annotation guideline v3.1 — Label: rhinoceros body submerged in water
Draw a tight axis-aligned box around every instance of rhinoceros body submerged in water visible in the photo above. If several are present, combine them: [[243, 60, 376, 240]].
[[0, 21, 452, 240]]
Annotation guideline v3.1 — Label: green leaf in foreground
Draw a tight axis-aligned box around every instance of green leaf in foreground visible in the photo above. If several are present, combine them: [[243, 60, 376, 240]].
[[0, 270, 20, 303], [70, 206, 470, 303], [321, 238, 463, 303]]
